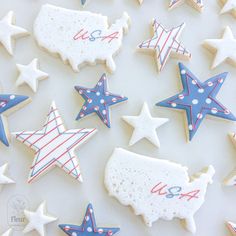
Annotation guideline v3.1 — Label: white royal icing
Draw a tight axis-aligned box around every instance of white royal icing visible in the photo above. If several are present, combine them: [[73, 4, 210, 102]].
[[34, 4, 130, 73], [220, 0, 236, 18], [105, 148, 215, 233], [1, 229, 12, 236], [0, 163, 14, 192]]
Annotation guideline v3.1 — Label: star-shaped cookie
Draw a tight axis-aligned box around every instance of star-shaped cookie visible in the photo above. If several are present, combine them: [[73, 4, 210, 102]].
[[0, 11, 28, 55], [0, 93, 30, 146], [75, 74, 127, 128], [0, 163, 14, 191], [16, 59, 49, 93], [224, 133, 236, 186], [59, 203, 120, 236], [203, 26, 236, 69], [1, 229, 12, 236], [220, 0, 236, 18], [138, 19, 191, 73], [227, 221, 236, 235], [23, 202, 57, 236], [169, 0, 204, 11], [13, 102, 97, 183], [156, 63, 236, 141], [122, 102, 168, 147]]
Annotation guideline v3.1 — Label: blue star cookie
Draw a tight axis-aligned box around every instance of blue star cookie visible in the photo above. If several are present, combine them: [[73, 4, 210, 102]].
[[59, 203, 120, 236], [156, 63, 236, 141], [0, 94, 30, 146], [81, 0, 87, 5], [75, 74, 128, 128]]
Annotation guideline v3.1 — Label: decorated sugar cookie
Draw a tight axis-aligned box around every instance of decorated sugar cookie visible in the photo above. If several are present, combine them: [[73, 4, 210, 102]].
[[0, 163, 14, 191], [156, 63, 236, 141], [220, 0, 236, 18], [203, 26, 236, 69], [0, 11, 28, 55], [122, 102, 168, 147], [34, 4, 130, 73], [0, 93, 30, 146], [138, 19, 191, 73], [59, 203, 120, 236], [16, 59, 49, 93], [75, 74, 128, 128], [1, 229, 12, 236], [13, 102, 97, 183], [227, 221, 236, 235], [105, 148, 215, 233], [224, 133, 236, 186], [169, 0, 204, 11], [23, 202, 57, 236]]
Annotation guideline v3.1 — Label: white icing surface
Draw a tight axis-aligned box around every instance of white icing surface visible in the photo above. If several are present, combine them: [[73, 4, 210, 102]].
[[33, 4, 130, 73], [105, 148, 215, 233], [1, 229, 12, 236], [220, 0, 236, 17], [122, 102, 168, 147], [0, 163, 14, 192]]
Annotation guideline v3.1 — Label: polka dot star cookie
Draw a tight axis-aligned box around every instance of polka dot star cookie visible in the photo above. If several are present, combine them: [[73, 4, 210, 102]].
[[59, 203, 120, 236], [75, 74, 128, 128], [156, 63, 236, 141], [138, 19, 191, 73]]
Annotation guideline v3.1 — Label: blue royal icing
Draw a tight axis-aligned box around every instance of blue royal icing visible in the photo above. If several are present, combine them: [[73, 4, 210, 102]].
[[156, 63, 236, 141], [0, 94, 29, 146], [75, 73, 128, 128], [59, 203, 120, 236]]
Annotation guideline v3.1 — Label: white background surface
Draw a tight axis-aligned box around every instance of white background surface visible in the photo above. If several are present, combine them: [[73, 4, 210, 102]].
[[0, 0, 236, 235]]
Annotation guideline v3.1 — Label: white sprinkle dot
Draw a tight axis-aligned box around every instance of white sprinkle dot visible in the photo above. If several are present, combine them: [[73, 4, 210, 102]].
[[178, 94, 184, 99], [208, 82, 213, 87], [82, 106, 87, 111], [192, 80, 197, 85], [85, 216, 90, 221], [10, 95, 15, 100], [64, 226, 70, 231], [79, 90, 83, 94], [211, 108, 218, 114], [80, 113, 84, 118], [100, 99, 105, 104], [205, 98, 211, 104], [218, 78, 224, 83], [86, 90, 91, 93], [197, 113, 203, 119], [198, 88, 204, 93], [189, 125, 193, 130], [72, 232, 77, 236], [96, 92, 100, 96], [88, 99, 93, 104], [171, 103, 177, 107], [224, 109, 230, 115], [98, 229, 104, 234], [102, 110, 107, 115], [181, 70, 186, 75], [192, 99, 198, 105], [112, 98, 117, 102], [87, 227, 92, 232], [94, 106, 99, 111]]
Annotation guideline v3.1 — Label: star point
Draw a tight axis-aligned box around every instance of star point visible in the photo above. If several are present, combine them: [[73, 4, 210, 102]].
[[16, 58, 49, 93], [203, 26, 236, 69], [227, 221, 236, 235], [75, 74, 128, 128], [14, 101, 97, 183], [0, 11, 28, 55], [220, 0, 236, 17], [169, 0, 204, 11], [1, 229, 12, 236], [59, 203, 120, 236], [122, 102, 168, 147], [23, 202, 57, 236], [138, 20, 191, 73], [157, 63, 236, 141]]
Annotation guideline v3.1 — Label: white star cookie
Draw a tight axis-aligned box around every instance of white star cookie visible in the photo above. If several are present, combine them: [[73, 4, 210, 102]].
[[203, 26, 236, 68], [0, 11, 28, 55], [122, 103, 168, 147], [220, 0, 236, 18], [16, 59, 49, 93], [0, 163, 14, 191], [169, 0, 204, 11], [23, 202, 57, 236], [1, 229, 12, 236]]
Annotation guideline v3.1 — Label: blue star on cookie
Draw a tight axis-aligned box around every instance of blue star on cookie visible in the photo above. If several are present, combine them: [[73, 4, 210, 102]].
[[156, 63, 236, 141], [75, 74, 127, 128], [0, 94, 29, 146], [59, 203, 120, 236]]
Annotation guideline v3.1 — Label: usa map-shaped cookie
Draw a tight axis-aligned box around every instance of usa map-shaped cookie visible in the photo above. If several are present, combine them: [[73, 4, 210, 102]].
[[34, 4, 130, 73], [105, 148, 215, 233]]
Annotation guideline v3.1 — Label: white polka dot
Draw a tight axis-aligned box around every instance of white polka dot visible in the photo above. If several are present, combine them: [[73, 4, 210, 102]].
[[208, 82, 213, 87], [79, 90, 83, 94], [224, 109, 230, 115], [10, 95, 15, 100], [94, 106, 99, 111], [108, 230, 113, 236], [85, 216, 90, 221], [96, 92, 100, 96], [72, 232, 77, 236], [181, 69, 186, 75], [198, 88, 204, 93], [88, 99, 93, 103], [89, 209, 93, 213], [98, 229, 104, 234], [211, 108, 218, 114], [192, 99, 198, 105], [98, 82, 102, 86], [205, 98, 211, 104], [100, 99, 105, 104], [102, 110, 107, 115], [80, 113, 84, 118], [218, 78, 224, 83], [178, 94, 184, 99], [112, 98, 117, 102], [64, 226, 70, 231], [0, 102, 6, 108], [197, 113, 203, 119], [192, 80, 197, 85], [86, 90, 91, 93], [82, 106, 87, 110], [171, 103, 177, 107], [87, 227, 92, 232], [189, 125, 193, 130], [105, 92, 109, 96]]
